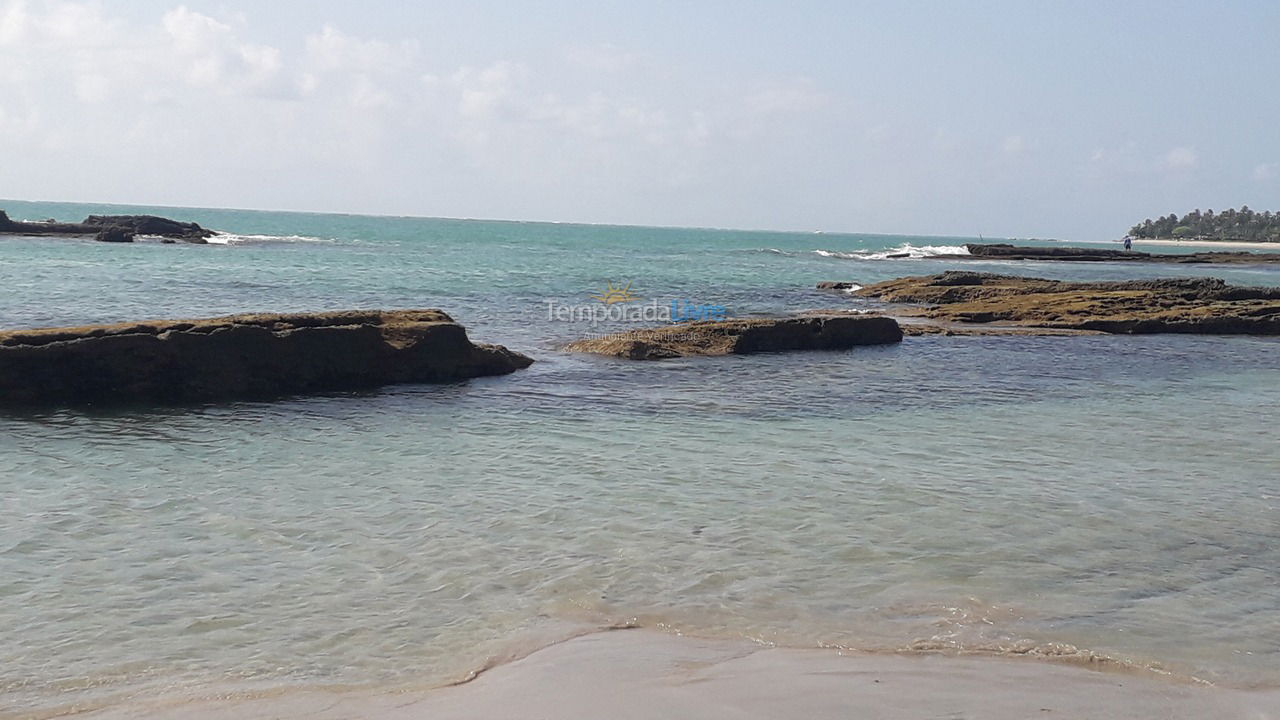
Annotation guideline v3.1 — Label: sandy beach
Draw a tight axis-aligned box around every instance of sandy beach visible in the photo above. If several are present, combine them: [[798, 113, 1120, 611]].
[[71, 630, 1280, 720]]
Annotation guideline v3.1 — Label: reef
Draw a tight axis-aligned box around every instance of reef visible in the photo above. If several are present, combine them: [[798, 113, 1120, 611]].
[[843, 272, 1280, 335], [564, 315, 903, 360], [0, 210, 214, 242], [0, 310, 533, 406], [958, 243, 1280, 264]]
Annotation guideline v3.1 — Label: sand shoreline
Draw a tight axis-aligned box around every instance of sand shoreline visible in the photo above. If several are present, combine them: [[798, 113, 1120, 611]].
[[1056, 238, 1280, 250], [1130, 238, 1280, 250], [62, 629, 1280, 720]]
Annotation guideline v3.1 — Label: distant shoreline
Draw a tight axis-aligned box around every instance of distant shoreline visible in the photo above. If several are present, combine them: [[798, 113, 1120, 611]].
[[1131, 238, 1280, 250]]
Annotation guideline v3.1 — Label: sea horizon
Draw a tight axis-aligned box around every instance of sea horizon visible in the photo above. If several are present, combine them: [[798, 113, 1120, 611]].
[[0, 196, 1057, 244]]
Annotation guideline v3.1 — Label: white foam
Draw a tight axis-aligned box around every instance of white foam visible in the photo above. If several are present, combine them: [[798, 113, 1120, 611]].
[[205, 233, 331, 245], [814, 244, 970, 260]]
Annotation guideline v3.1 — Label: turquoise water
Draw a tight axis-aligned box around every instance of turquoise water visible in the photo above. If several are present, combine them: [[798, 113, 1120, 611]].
[[1, 200, 1278, 717]]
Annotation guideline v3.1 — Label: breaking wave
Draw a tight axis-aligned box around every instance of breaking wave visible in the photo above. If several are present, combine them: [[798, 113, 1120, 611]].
[[813, 244, 970, 260], [204, 233, 333, 245]]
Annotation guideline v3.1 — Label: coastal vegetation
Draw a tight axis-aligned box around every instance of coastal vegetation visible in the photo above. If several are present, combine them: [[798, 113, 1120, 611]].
[[1129, 206, 1280, 242]]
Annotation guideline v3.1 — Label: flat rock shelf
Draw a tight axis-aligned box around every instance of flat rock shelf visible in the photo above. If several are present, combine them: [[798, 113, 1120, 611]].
[[0, 310, 533, 406]]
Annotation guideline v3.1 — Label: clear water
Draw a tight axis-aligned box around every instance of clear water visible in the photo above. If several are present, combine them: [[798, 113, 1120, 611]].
[[1, 200, 1278, 717]]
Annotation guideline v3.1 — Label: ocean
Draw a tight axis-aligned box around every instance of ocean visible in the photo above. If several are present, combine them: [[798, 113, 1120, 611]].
[[1, 199, 1277, 718]]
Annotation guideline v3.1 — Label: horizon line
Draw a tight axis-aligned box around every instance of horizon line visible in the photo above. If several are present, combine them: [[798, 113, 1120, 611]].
[[0, 196, 1042, 243]]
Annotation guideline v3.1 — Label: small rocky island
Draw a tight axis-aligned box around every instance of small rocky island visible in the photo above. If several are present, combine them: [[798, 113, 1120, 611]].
[[0, 210, 214, 243], [565, 315, 902, 360], [956, 243, 1280, 264], [826, 272, 1280, 335], [0, 310, 532, 406]]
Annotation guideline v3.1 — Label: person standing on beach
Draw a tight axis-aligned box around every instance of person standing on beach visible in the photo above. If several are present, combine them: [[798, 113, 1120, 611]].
[[1123, 235, 1133, 251]]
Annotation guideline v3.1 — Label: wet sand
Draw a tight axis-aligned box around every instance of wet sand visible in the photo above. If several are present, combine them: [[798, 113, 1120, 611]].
[[74, 630, 1280, 720]]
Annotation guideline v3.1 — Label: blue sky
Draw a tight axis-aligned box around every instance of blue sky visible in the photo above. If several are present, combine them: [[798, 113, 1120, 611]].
[[1, 1, 1277, 238]]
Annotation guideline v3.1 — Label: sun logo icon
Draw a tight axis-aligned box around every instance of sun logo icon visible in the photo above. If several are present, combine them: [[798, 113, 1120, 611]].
[[591, 281, 641, 305]]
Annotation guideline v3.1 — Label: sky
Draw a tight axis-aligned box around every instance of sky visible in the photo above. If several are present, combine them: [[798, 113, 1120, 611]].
[[0, 1, 1277, 239]]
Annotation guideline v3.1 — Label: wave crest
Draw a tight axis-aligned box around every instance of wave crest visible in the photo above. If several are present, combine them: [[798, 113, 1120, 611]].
[[205, 233, 331, 245], [814, 244, 970, 260]]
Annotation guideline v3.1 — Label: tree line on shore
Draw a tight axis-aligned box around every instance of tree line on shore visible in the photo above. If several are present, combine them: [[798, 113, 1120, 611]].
[[1129, 206, 1280, 242]]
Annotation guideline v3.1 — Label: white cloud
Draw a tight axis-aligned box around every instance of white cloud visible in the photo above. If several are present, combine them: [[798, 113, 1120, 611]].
[[744, 77, 829, 115], [73, 71, 110, 103], [1254, 163, 1276, 181], [0, 0, 27, 45], [163, 6, 232, 54], [304, 24, 417, 74], [533, 92, 671, 143], [451, 61, 528, 120], [1087, 144, 1206, 180], [161, 7, 289, 96], [21, 0, 118, 44], [1162, 146, 1198, 171], [1001, 135, 1025, 154], [563, 44, 639, 73], [0, 98, 39, 137]]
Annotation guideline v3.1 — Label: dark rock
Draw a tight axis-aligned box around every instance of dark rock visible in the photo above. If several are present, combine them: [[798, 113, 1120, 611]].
[[816, 281, 859, 290], [1, 209, 214, 243], [851, 272, 1280, 335], [0, 210, 96, 236], [565, 315, 903, 360], [964, 243, 1142, 261], [960, 243, 1280, 265], [82, 214, 214, 241], [94, 227, 135, 243], [0, 310, 533, 406]]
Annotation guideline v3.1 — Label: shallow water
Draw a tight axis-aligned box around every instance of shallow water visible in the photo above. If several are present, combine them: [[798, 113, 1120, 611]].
[[1, 200, 1278, 717]]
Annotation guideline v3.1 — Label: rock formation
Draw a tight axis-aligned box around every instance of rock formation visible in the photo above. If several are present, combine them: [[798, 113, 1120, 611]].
[[564, 315, 903, 360], [0, 310, 533, 406], [82, 214, 214, 241], [0, 210, 214, 243], [845, 272, 1280, 335], [958, 243, 1280, 264], [0, 210, 91, 236], [93, 227, 136, 243]]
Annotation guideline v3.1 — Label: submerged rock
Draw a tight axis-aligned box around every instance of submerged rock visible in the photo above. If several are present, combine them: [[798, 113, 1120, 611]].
[[848, 272, 1280, 335], [0, 310, 533, 406], [564, 315, 903, 360]]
